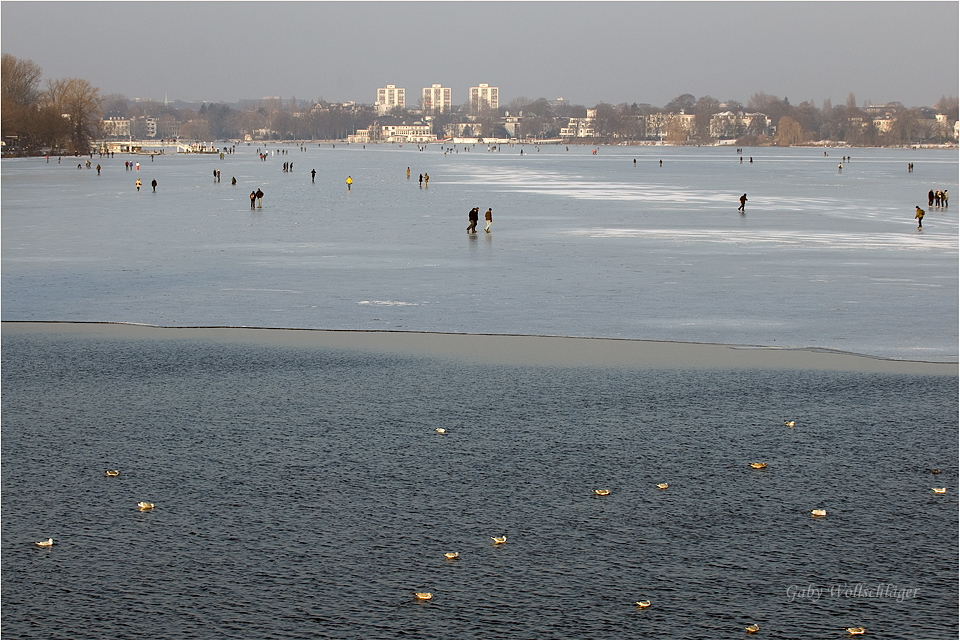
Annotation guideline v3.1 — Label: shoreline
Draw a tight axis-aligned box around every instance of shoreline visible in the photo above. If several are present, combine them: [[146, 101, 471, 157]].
[[3, 321, 956, 375]]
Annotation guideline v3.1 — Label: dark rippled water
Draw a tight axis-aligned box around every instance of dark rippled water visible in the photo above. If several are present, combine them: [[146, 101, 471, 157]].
[[2, 330, 957, 639]]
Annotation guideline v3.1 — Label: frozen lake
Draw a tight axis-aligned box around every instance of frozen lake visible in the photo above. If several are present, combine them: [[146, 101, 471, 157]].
[[2, 144, 957, 361]]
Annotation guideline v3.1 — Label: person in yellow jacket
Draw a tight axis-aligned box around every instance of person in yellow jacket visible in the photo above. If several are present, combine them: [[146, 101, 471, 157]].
[[346, 176, 353, 191], [915, 206, 924, 229], [135, 178, 141, 192]]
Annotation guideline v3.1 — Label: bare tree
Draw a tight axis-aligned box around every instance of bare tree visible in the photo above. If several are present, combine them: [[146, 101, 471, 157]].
[[663, 93, 695, 113], [1, 55, 47, 152], [62, 78, 103, 152], [1, 53, 43, 109], [693, 95, 720, 142], [776, 116, 803, 146]]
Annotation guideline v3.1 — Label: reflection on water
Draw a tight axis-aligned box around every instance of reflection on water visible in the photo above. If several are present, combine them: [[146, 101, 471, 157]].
[[2, 331, 957, 639]]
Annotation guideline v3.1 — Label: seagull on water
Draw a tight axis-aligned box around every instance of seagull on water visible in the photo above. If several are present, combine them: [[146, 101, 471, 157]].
[[138, 502, 155, 510], [443, 552, 459, 559], [745, 624, 760, 633], [105, 470, 119, 476], [811, 509, 827, 517], [657, 483, 669, 489], [846, 626, 866, 635], [593, 489, 610, 496], [784, 420, 795, 427], [435, 428, 445, 434], [413, 592, 432, 600], [749, 462, 767, 469], [932, 487, 946, 494], [35, 538, 54, 547], [491, 535, 507, 544], [635, 600, 651, 608]]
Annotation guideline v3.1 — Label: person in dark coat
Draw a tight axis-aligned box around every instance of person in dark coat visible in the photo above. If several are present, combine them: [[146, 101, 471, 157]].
[[467, 207, 479, 233]]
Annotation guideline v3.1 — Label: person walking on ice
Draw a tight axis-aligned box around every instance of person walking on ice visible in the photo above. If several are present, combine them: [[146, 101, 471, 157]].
[[136, 178, 141, 192], [915, 206, 924, 229], [485, 208, 493, 233], [738, 193, 747, 212], [467, 207, 479, 233], [346, 176, 353, 191]]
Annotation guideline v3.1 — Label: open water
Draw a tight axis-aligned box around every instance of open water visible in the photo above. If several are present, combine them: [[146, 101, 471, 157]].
[[1, 329, 957, 639], [2, 144, 958, 639]]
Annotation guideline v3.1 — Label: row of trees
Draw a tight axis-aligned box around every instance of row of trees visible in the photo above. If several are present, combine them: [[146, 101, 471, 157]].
[[4, 53, 958, 152], [2, 54, 102, 154], [507, 92, 959, 145]]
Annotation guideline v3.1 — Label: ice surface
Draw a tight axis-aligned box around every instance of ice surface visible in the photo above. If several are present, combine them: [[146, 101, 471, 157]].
[[2, 144, 957, 361]]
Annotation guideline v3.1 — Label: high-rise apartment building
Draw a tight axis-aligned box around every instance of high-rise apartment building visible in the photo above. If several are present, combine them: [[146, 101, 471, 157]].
[[469, 84, 499, 112], [422, 84, 452, 113], [376, 84, 405, 115]]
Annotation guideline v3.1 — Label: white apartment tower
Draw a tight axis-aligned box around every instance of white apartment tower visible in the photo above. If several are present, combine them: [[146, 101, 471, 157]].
[[376, 84, 405, 115], [422, 84, 452, 113], [470, 84, 499, 112]]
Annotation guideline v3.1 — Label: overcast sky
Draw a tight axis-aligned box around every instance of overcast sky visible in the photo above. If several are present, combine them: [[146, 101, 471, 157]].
[[2, 1, 957, 108]]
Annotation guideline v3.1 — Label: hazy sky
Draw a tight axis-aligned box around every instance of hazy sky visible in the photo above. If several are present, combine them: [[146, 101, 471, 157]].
[[2, 1, 957, 108]]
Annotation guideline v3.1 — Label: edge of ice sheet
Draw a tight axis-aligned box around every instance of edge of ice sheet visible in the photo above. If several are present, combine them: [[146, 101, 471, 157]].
[[3, 321, 956, 375]]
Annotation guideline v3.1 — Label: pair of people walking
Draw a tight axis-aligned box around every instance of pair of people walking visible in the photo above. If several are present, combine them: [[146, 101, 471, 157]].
[[467, 207, 492, 233]]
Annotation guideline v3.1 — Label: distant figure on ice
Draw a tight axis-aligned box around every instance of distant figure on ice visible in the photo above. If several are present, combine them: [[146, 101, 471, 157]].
[[311, 169, 316, 183], [346, 176, 353, 191], [151, 179, 157, 192], [250, 191, 257, 209], [136, 178, 141, 192], [928, 189, 934, 206], [256, 188, 264, 208], [915, 206, 924, 229], [485, 208, 493, 233], [738, 193, 748, 212]]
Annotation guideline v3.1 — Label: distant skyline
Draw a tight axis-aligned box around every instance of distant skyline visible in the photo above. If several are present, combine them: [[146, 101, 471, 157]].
[[2, 1, 957, 109]]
